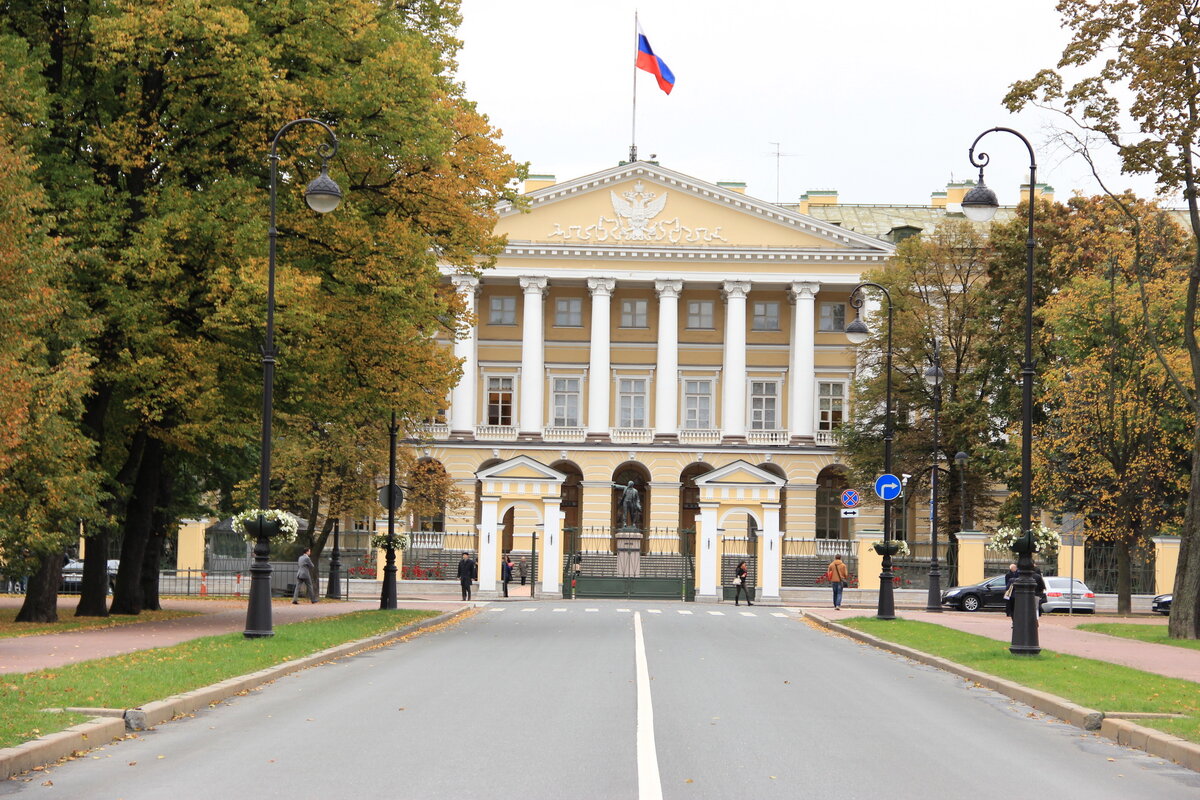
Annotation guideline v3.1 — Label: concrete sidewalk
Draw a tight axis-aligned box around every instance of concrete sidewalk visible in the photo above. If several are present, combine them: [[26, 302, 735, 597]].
[[816, 605, 1199, 683], [0, 596, 470, 674]]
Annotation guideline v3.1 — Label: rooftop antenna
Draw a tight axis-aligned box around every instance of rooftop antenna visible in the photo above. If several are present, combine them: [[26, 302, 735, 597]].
[[768, 142, 796, 203]]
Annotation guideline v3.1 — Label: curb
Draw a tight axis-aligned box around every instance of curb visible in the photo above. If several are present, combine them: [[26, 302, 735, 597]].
[[803, 611, 1200, 773], [0, 608, 469, 781]]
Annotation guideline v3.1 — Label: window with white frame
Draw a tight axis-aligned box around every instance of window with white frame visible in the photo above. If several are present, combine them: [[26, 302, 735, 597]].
[[819, 302, 846, 332], [750, 381, 779, 429], [620, 299, 648, 328], [489, 296, 516, 325], [752, 301, 780, 331], [554, 297, 582, 327], [618, 378, 647, 427], [551, 378, 581, 427], [818, 382, 845, 431], [683, 380, 713, 429], [486, 376, 514, 426], [686, 300, 714, 329]]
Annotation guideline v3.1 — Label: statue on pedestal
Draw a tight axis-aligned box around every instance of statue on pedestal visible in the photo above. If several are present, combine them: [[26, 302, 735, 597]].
[[612, 480, 642, 530]]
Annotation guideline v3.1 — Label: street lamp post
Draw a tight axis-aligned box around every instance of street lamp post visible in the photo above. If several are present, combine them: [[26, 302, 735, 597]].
[[326, 519, 342, 600], [962, 126, 1041, 655], [955, 451, 970, 531], [846, 281, 897, 620], [381, 411, 400, 611], [244, 119, 343, 639], [924, 338, 945, 613]]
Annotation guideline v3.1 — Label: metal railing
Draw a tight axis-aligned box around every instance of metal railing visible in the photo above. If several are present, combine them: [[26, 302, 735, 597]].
[[782, 538, 854, 557]]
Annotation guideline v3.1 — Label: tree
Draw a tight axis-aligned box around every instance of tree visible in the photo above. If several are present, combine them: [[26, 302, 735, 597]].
[[1006, 0, 1200, 637], [0, 1, 521, 618], [1034, 195, 1192, 613]]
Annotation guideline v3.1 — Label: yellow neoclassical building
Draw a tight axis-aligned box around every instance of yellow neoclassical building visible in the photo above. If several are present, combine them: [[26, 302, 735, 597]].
[[413, 160, 908, 601]]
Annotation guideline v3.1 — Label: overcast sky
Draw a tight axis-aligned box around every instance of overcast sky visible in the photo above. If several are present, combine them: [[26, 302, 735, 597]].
[[456, 0, 1169, 208]]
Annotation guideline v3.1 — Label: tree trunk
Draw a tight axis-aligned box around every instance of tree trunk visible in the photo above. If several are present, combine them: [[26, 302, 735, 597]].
[[15, 553, 65, 623], [1116, 539, 1132, 616], [74, 529, 111, 618], [1170, 427, 1200, 638], [110, 437, 164, 615], [139, 457, 175, 612]]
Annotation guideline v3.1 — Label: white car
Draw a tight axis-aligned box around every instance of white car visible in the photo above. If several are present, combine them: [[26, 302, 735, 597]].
[[1040, 576, 1095, 613]]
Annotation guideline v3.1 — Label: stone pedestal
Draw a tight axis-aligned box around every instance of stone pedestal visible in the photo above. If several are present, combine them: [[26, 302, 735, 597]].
[[616, 530, 643, 578]]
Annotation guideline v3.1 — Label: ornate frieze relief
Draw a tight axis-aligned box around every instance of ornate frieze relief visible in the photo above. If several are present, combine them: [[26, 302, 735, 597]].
[[547, 181, 728, 244]]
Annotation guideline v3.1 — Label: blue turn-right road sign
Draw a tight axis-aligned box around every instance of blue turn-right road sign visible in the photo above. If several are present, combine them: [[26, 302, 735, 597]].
[[874, 474, 902, 501]]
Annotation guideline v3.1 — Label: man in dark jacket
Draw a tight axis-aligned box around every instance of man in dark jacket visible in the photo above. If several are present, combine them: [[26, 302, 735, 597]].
[[457, 552, 476, 601], [1003, 563, 1018, 617]]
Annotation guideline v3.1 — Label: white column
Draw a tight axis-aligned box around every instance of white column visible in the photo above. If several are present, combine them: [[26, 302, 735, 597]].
[[790, 281, 819, 439], [587, 278, 616, 435], [542, 497, 563, 594], [698, 502, 719, 598], [722, 280, 751, 439], [449, 275, 479, 433], [519, 276, 547, 435], [654, 279, 682, 437], [478, 496, 499, 593], [761, 502, 782, 601]]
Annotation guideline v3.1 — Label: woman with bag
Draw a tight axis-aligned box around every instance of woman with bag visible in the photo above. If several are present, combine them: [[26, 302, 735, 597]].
[[825, 553, 850, 610], [733, 560, 753, 606]]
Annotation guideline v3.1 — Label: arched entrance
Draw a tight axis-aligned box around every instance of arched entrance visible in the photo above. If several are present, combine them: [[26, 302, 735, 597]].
[[610, 462, 651, 536], [679, 462, 712, 533], [551, 461, 583, 532], [815, 466, 850, 540]]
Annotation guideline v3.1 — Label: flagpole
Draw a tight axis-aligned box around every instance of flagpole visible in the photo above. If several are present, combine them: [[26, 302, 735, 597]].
[[630, 11, 638, 163]]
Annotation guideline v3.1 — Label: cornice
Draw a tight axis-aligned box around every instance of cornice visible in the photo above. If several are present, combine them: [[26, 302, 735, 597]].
[[499, 242, 891, 264]]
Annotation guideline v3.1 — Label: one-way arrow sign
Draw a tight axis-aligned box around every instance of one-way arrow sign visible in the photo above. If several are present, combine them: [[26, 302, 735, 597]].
[[840, 508, 859, 518]]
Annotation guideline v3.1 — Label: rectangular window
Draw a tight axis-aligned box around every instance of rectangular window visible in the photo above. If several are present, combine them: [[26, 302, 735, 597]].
[[489, 296, 516, 325], [554, 297, 582, 327], [819, 302, 846, 332], [750, 381, 778, 429], [552, 378, 580, 427], [686, 300, 714, 329], [683, 380, 713, 429], [620, 299, 648, 328], [818, 382, 845, 431], [752, 301, 780, 331], [486, 376, 514, 426], [618, 379, 647, 427]]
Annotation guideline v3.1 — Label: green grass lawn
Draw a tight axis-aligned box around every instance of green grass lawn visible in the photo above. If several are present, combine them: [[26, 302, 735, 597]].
[[1077, 622, 1200, 651], [840, 617, 1200, 744], [0, 608, 441, 749], [0, 608, 197, 639]]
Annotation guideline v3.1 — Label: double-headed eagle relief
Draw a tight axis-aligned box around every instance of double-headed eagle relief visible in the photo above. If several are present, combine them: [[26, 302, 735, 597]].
[[547, 181, 728, 244]]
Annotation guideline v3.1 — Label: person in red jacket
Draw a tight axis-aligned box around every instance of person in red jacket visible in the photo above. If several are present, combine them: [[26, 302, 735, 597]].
[[826, 553, 851, 610]]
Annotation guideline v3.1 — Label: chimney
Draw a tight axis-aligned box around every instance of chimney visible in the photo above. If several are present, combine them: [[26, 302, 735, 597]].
[[717, 181, 747, 195], [799, 189, 838, 214], [524, 174, 556, 193]]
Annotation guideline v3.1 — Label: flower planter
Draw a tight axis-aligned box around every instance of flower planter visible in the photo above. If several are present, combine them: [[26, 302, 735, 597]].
[[873, 541, 902, 556], [241, 517, 281, 539]]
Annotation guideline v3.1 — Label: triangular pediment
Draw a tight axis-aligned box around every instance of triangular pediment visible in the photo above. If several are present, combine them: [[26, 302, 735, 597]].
[[693, 460, 787, 487], [497, 162, 891, 253], [476, 455, 566, 483]]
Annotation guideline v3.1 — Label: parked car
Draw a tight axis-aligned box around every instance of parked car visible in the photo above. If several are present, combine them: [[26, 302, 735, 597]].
[[1152, 594, 1172, 615], [1039, 576, 1095, 614], [941, 574, 1009, 612], [60, 558, 118, 594]]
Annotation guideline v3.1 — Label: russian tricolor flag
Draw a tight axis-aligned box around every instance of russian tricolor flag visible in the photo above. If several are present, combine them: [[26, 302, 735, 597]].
[[635, 22, 675, 94]]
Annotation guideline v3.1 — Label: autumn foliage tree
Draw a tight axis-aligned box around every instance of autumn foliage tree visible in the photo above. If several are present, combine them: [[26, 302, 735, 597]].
[[1007, 0, 1200, 637]]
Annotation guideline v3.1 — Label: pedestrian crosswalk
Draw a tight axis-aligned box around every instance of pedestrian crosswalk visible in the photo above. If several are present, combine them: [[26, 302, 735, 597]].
[[484, 605, 799, 618]]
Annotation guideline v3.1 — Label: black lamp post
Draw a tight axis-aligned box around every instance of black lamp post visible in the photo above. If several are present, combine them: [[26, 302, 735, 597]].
[[962, 126, 1041, 655], [924, 337, 944, 613], [326, 519, 342, 600], [381, 411, 401, 611], [244, 119, 342, 639], [955, 451, 970, 531], [846, 281, 897, 620]]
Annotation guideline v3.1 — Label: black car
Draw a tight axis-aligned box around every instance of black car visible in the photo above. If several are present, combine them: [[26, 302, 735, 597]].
[[941, 574, 1010, 612], [1152, 594, 1172, 615]]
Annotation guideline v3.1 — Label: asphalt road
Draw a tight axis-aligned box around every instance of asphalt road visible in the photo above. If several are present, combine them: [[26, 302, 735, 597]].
[[7, 601, 1200, 799]]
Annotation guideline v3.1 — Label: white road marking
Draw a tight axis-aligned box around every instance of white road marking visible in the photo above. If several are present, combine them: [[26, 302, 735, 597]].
[[617, 609, 632, 613], [522, 608, 537, 612], [553, 608, 567, 612], [647, 609, 662, 614], [585, 608, 599, 612], [676, 610, 693, 615], [488, 608, 506, 612], [707, 611, 725, 616], [771, 612, 787, 618], [633, 612, 663, 800], [739, 612, 756, 617]]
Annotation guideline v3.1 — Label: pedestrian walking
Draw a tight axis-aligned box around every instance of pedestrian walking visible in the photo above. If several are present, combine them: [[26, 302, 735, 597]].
[[1003, 563, 1018, 617], [825, 553, 851, 610], [501, 554, 513, 598], [1033, 561, 1047, 617], [517, 557, 528, 586], [733, 560, 753, 606], [293, 547, 317, 604], [457, 551, 476, 601]]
